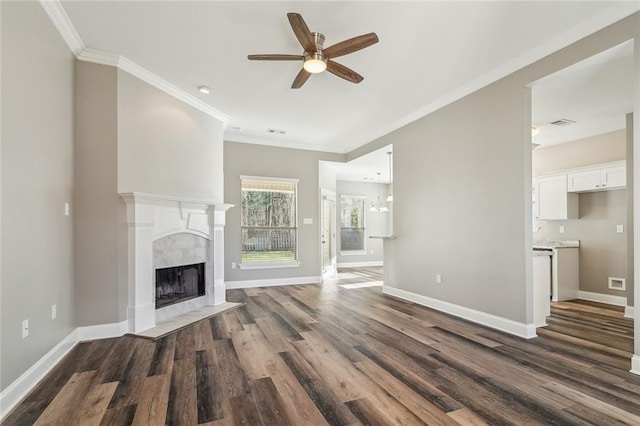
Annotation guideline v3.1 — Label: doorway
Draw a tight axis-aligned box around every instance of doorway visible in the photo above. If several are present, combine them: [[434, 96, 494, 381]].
[[529, 40, 635, 364], [322, 193, 337, 278]]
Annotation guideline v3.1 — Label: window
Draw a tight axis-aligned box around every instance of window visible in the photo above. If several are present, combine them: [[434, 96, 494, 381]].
[[340, 195, 366, 254], [241, 177, 298, 264]]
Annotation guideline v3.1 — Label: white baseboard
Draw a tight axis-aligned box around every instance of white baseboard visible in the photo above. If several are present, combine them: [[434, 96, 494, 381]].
[[0, 330, 78, 420], [337, 261, 383, 268], [578, 291, 627, 307], [77, 320, 129, 341], [631, 355, 640, 376], [625, 306, 635, 318], [225, 276, 322, 290], [383, 286, 536, 339], [0, 320, 129, 421]]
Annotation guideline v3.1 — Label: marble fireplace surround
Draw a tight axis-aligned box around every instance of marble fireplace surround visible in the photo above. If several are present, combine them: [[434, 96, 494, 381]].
[[120, 192, 233, 333]]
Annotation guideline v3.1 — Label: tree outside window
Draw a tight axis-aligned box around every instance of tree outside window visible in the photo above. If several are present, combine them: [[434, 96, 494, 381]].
[[241, 178, 297, 262], [340, 195, 366, 253]]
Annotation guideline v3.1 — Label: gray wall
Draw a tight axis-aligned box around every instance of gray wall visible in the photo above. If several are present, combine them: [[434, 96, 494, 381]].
[[1, 2, 76, 390], [73, 66, 227, 328], [75, 62, 121, 326], [224, 142, 343, 282], [537, 190, 627, 297], [350, 13, 639, 325], [336, 181, 390, 265], [532, 129, 625, 174], [117, 71, 224, 202]]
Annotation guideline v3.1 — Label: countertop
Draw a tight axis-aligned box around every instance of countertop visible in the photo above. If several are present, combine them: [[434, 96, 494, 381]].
[[533, 239, 580, 249]]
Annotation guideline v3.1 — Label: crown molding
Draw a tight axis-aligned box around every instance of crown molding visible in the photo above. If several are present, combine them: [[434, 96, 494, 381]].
[[40, 1, 229, 124], [117, 56, 229, 124], [39, 0, 84, 55], [76, 48, 120, 67]]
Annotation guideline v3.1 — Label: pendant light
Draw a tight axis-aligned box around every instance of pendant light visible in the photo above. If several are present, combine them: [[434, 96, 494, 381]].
[[370, 172, 389, 212], [386, 151, 393, 202]]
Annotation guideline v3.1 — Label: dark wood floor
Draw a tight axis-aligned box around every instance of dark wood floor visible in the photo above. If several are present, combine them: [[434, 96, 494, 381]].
[[4, 269, 639, 425]]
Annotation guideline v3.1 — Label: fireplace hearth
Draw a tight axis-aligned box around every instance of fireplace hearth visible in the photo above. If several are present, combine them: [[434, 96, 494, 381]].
[[155, 262, 205, 309]]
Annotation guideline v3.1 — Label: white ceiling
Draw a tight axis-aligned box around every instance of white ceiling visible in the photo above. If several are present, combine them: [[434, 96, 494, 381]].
[[59, 1, 639, 154], [531, 40, 635, 147]]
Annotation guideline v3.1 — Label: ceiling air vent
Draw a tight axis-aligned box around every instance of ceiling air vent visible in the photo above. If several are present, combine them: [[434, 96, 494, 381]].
[[550, 118, 576, 126], [267, 128, 286, 134]]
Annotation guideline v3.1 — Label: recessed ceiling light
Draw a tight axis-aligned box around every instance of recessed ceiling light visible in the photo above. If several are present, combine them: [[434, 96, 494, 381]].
[[198, 85, 211, 94]]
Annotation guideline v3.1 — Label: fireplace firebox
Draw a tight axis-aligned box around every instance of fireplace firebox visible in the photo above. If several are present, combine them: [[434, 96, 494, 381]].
[[155, 262, 205, 309]]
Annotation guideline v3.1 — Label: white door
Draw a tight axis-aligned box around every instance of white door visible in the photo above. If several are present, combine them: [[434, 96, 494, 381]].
[[322, 196, 336, 278]]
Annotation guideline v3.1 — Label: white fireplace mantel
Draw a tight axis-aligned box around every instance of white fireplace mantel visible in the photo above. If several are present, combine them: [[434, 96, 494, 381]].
[[120, 192, 233, 333]]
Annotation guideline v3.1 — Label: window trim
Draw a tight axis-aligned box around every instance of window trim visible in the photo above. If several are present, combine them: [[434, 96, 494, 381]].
[[240, 175, 299, 268], [339, 194, 367, 255]]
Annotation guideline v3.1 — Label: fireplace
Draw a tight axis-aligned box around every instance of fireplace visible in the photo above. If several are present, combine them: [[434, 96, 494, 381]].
[[155, 262, 205, 309], [120, 192, 233, 333]]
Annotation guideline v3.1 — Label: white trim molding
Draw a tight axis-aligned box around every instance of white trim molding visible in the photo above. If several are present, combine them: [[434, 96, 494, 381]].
[[383, 286, 537, 339], [625, 306, 635, 319], [0, 320, 129, 421], [578, 291, 627, 307], [226, 276, 322, 290], [0, 330, 78, 420], [39, 0, 84, 55], [238, 261, 301, 270], [337, 261, 383, 268], [631, 355, 640, 376], [39, 2, 229, 124], [76, 320, 129, 341]]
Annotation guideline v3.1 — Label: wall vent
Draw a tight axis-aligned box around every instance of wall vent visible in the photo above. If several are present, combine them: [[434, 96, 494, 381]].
[[549, 118, 576, 126], [267, 128, 286, 134], [608, 277, 626, 291]]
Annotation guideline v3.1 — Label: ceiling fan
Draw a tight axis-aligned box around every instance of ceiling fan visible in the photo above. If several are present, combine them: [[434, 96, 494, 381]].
[[248, 13, 379, 89]]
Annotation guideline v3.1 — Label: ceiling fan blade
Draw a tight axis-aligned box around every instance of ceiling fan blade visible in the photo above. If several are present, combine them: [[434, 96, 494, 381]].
[[323, 33, 379, 59], [291, 68, 311, 89], [287, 13, 316, 53], [326, 60, 364, 84], [248, 54, 304, 61]]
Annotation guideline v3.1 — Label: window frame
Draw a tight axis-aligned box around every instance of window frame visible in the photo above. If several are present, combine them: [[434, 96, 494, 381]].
[[238, 175, 301, 269], [339, 194, 367, 256]]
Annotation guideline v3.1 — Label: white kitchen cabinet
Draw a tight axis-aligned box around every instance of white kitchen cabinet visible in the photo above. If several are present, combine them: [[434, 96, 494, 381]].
[[535, 175, 578, 220], [567, 161, 626, 192]]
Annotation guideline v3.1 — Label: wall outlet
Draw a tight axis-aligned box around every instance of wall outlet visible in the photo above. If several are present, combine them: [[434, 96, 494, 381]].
[[22, 319, 29, 339], [617, 225, 624, 233], [559, 225, 565, 234], [435, 273, 442, 284], [370, 249, 373, 254], [303, 218, 313, 225], [52, 304, 57, 320], [64, 202, 70, 216], [231, 262, 237, 270]]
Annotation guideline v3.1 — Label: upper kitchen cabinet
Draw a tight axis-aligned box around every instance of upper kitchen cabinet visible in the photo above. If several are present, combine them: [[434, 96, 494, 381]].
[[567, 161, 626, 192], [535, 175, 578, 220]]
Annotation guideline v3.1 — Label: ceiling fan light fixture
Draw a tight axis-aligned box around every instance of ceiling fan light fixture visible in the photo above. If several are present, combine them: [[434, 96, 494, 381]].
[[303, 53, 327, 74]]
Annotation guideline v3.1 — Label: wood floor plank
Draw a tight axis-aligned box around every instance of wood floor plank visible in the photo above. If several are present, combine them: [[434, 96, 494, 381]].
[[166, 358, 197, 425], [131, 374, 170, 426], [33, 371, 96, 426], [70, 381, 119, 426], [7, 266, 640, 426]]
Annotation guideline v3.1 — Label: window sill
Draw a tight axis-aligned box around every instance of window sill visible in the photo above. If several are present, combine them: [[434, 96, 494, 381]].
[[340, 251, 367, 256], [238, 261, 301, 270]]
